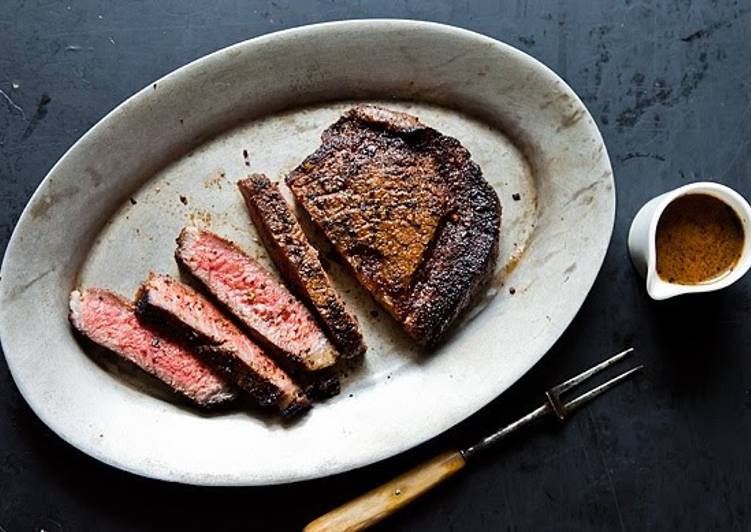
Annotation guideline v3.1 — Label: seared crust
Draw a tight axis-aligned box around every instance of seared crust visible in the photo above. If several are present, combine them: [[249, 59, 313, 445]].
[[238, 174, 366, 358], [287, 105, 501, 345]]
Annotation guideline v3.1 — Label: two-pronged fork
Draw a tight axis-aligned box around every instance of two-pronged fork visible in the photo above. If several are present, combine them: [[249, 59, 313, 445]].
[[305, 348, 642, 532]]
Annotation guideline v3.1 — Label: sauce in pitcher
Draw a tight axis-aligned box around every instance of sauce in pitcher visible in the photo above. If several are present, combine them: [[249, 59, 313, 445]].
[[655, 194, 744, 284]]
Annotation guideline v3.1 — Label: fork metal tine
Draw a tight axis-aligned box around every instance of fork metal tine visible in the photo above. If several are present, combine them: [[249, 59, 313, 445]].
[[550, 347, 635, 396], [563, 364, 643, 413], [461, 349, 642, 460]]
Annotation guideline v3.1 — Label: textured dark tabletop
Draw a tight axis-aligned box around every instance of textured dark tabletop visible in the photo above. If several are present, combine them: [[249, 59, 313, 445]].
[[2, 1, 750, 531]]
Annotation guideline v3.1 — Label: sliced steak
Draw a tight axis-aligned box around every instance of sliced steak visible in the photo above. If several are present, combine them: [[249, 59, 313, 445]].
[[175, 226, 338, 372], [238, 174, 366, 359], [136, 273, 309, 416], [286, 105, 501, 346], [69, 288, 236, 407]]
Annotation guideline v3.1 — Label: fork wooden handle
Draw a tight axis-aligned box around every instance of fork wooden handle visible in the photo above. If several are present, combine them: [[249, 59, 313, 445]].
[[304, 450, 466, 532]]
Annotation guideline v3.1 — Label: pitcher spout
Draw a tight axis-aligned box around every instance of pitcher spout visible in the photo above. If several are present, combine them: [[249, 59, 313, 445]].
[[646, 273, 683, 300]]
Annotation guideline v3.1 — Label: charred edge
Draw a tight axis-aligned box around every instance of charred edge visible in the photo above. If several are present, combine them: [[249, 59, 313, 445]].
[[407, 201, 501, 348], [134, 286, 211, 347], [243, 173, 271, 192], [175, 227, 189, 254], [421, 233, 500, 348], [301, 368, 341, 400], [302, 270, 366, 358], [317, 302, 366, 359], [197, 345, 284, 408], [279, 393, 312, 418]]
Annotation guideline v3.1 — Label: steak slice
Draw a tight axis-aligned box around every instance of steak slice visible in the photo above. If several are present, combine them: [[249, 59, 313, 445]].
[[69, 288, 236, 408], [286, 105, 502, 345], [238, 173, 366, 359], [136, 273, 309, 417], [175, 226, 338, 372]]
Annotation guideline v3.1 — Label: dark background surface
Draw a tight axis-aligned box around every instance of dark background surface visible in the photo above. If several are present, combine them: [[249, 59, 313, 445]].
[[2, 1, 750, 530]]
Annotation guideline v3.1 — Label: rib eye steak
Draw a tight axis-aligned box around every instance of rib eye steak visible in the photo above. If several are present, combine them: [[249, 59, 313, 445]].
[[69, 288, 237, 407], [136, 273, 309, 416], [238, 173, 366, 359], [286, 105, 502, 345], [175, 226, 338, 373]]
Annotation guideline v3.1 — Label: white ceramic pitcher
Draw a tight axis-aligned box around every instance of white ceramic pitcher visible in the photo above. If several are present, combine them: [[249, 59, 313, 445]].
[[628, 181, 751, 300]]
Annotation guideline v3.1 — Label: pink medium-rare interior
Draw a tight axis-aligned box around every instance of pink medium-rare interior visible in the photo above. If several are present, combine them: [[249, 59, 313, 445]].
[[141, 274, 300, 399], [69, 288, 235, 405], [177, 227, 332, 360]]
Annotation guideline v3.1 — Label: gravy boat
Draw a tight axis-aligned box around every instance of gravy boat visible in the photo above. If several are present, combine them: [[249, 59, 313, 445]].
[[628, 181, 751, 300]]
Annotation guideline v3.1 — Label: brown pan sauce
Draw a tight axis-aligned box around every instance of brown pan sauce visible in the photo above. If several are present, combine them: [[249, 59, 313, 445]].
[[656, 194, 744, 285]]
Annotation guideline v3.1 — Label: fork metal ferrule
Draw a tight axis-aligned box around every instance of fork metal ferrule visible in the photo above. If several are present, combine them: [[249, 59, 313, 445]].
[[545, 390, 567, 421]]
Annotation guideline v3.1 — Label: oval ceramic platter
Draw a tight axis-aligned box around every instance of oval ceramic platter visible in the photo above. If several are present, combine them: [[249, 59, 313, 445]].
[[0, 20, 614, 485]]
